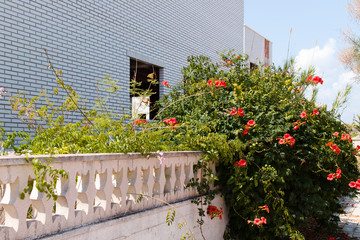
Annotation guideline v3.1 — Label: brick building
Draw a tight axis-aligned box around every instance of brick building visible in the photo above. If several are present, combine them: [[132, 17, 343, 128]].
[[0, 1, 269, 133]]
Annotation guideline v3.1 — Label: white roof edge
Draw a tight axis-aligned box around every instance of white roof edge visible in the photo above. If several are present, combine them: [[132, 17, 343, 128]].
[[244, 24, 272, 43]]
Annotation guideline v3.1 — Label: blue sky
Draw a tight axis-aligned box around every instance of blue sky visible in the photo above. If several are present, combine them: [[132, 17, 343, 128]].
[[245, 0, 359, 123]]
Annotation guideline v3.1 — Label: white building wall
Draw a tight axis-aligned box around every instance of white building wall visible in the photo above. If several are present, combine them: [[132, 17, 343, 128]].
[[244, 25, 272, 66], [0, 0, 244, 133]]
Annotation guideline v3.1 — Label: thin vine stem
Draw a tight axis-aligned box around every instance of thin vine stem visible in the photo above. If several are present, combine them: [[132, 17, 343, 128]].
[[199, 163, 206, 240], [44, 49, 99, 133], [153, 89, 217, 121]]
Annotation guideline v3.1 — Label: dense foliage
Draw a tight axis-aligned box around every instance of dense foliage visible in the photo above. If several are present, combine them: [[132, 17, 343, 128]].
[[157, 52, 360, 239], [0, 51, 359, 239]]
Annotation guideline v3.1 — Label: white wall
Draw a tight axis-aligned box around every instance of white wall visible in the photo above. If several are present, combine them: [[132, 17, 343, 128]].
[[0, 152, 229, 239], [244, 25, 272, 66], [0, 0, 244, 133], [42, 196, 228, 240]]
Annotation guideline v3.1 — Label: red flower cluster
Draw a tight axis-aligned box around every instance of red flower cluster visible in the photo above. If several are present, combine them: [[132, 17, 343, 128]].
[[259, 205, 270, 213], [230, 108, 244, 117], [354, 145, 360, 155], [247, 120, 255, 126], [333, 132, 352, 143], [207, 205, 223, 220], [161, 81, 169, 87], [313, 76, 324, 84], [234, 159, 246, 168], [349, 179, 360, 189], [221, 59, 233, 67], [326, 142, 341, 154], [313, 109, 319, 115], [331, 144, 341, 154], [278, 133, 295, 146], [242, 120, 255, 135], [299, 109, 319, 119], [207, 79, 226, 87], [134, 119, 146, 125], [292, 120, 306, 130], [340, 133, 352, 142], [141, 98, 150, 104], [327, 168, 341, 181], [306, 75, 324, 85], [248, 217, 267, 226], [163, 118, 178, 127], [300, 110, 307, 118]]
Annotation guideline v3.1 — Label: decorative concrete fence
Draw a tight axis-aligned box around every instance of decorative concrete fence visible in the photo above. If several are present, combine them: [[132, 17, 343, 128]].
[[0, 151, 223, 239]]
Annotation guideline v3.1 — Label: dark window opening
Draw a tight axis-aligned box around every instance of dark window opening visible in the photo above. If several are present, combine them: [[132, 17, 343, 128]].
[[130, 58, 160, 120], [250, 62, 258, 72]]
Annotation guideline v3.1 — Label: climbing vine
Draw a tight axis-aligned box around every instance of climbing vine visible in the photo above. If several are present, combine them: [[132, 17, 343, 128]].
[[0, 50, 359, 239]]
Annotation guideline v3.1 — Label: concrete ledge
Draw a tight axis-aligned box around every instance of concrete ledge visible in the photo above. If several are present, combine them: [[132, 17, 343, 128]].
[[0, 151, 203, 166]]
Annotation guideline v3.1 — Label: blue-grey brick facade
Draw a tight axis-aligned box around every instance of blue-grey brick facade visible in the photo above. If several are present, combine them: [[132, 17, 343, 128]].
[[0, 0, 244, 133]]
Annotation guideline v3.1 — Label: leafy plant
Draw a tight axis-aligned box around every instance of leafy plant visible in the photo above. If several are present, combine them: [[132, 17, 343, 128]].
[[1, 50, 359, 240], [166, 208, 176, 226], [20, 156, 68, 201], [157, 51, 360, 239]]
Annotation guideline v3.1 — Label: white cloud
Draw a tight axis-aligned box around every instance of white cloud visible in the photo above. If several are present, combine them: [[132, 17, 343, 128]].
[[295, 38, 337, 75], [337, 71, 356, 85], [294, 38, 359, 123]]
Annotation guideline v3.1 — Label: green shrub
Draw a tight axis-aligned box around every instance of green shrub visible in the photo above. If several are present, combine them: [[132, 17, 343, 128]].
[[157, 52, 360, 239], [1, 50, 359, 239]]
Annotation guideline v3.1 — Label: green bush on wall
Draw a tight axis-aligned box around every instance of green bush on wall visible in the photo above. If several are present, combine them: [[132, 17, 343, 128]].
[[157, 52, 360, 239], [1, 50, 359, 239]]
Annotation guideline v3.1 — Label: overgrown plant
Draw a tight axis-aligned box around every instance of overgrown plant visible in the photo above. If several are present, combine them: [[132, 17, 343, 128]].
[[0, 50, 359, 239], [157, 51, 360, 239]]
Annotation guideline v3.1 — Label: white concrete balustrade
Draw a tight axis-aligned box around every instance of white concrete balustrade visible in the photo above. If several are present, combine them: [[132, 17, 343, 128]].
[[0, 151, 207, 239]]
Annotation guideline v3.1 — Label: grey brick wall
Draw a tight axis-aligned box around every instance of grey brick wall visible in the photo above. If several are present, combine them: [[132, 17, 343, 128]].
[[0, 0, 244, 134]]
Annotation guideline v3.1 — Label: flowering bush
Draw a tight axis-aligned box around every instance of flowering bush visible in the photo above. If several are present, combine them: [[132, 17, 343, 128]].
[[1, 50, 359, 239], [229, 108, 244, 117], [234, 159, 246, 168], [207, 205, 223, 220], [163, 118, 178, 127], [161, 80, 169, 87], [158, 52, 360, 239]]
